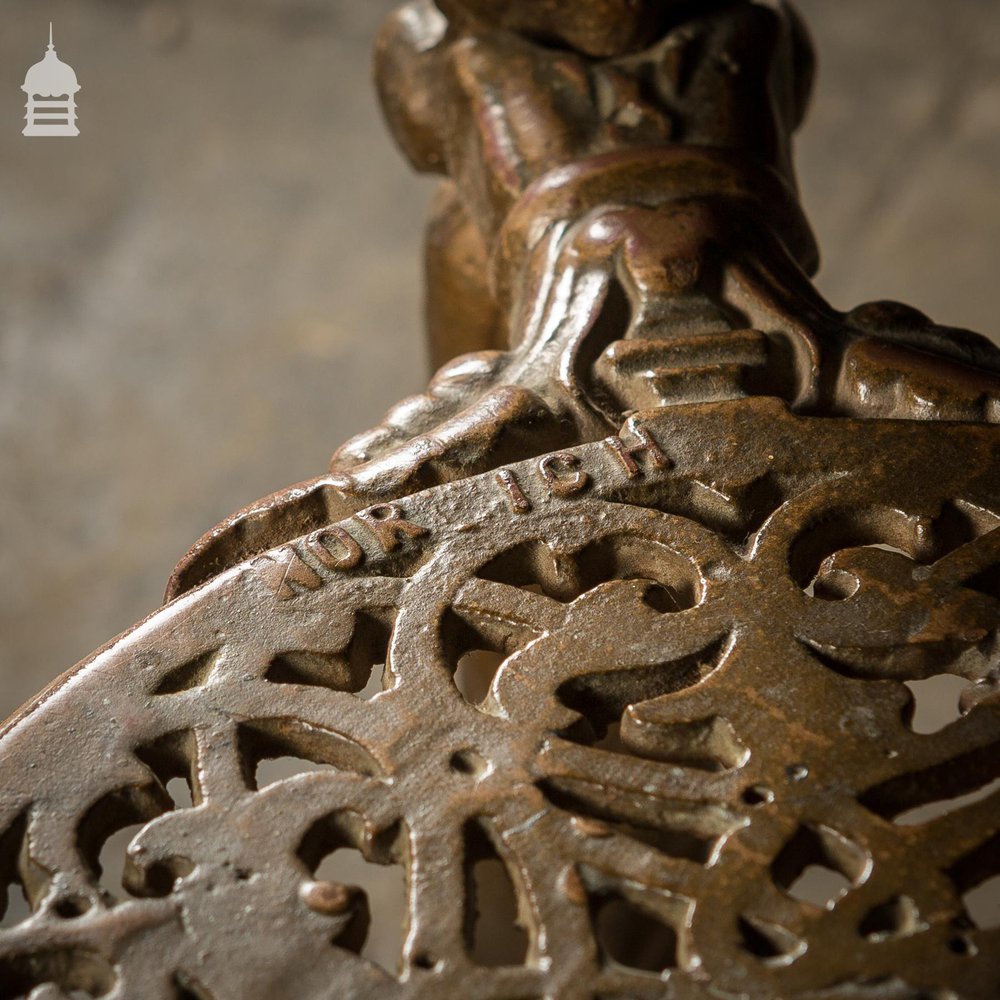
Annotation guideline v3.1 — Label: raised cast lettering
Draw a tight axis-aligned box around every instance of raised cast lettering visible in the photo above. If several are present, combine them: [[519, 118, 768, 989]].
[[306, 526, 364, 571], [604, 419, 671, 478], [538, 453, 590, 498], [355, 504, 429, 553], [495, 469, 532, 514], [260, 546, 324, 601]]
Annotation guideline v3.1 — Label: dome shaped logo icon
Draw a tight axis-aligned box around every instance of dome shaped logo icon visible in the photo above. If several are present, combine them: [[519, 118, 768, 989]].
[[22, 23, 80, 137]]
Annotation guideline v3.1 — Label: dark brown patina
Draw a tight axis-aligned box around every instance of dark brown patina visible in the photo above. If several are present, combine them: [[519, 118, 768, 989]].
[[1, 2, 998, 998]]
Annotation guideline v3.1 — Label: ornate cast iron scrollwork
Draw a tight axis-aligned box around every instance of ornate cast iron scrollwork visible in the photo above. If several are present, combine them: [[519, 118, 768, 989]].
[[2, 2, 999, 998]]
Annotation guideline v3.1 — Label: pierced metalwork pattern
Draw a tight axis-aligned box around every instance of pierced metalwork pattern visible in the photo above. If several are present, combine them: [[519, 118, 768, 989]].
[[4, 0, 1000, 997], [1, 406, 998, 998]]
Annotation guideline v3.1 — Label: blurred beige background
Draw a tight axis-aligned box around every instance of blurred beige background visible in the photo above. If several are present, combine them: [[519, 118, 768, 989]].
[[1, 0, 999, 721]]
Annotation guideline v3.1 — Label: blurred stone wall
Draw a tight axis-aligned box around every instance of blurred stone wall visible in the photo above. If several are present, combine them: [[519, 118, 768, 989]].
[[1, 0, 999, 720]]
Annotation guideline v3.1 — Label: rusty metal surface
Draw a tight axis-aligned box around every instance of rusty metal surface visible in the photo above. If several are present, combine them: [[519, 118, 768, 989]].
[[2, 2, 1000, 998]]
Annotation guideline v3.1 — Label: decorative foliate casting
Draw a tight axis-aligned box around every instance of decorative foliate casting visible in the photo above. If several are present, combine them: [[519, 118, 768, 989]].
[[1, 2, 998, 999]]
